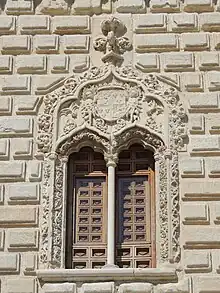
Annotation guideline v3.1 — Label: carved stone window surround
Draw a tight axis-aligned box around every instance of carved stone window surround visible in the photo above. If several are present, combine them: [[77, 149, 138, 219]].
[[36, 64, 187, 271]]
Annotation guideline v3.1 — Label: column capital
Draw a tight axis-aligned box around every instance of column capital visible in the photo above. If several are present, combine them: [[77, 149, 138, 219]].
[[105, 153, 118, 167]]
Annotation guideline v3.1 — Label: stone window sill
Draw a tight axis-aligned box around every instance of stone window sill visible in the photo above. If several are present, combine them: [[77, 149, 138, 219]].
[[36, 267, 178, 283]]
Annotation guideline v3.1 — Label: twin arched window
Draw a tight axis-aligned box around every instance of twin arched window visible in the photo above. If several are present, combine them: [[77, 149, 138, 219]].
[[66, 144, 156, 269]]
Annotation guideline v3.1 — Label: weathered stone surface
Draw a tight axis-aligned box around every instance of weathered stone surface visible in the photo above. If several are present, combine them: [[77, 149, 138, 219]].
[[0, 253, 19, 274], [8, 229, 39, 250], [6, 278, 36, 293], [0, 162, 26, 182], [0, 118, 33, 137], [6, 183, 40, 204], [0, 207, 38, 226], [183, 251, 211, 273], [43, 283, 76, 293]]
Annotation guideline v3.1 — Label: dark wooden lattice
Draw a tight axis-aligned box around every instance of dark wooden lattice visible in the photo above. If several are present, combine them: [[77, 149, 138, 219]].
[[66, 145, 155, 269]]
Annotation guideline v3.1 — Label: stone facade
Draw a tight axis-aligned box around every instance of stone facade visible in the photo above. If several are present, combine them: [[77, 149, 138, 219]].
[[0, 1, 220, 293]]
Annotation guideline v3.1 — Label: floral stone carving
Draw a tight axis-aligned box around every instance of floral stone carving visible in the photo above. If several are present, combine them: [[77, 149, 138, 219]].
[[37, 64, 187, 268], [94, 17, 132, 65]]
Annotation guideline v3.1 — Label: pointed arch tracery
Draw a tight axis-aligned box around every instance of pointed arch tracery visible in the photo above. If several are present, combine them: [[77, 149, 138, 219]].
[[37, 64, 187, 269]]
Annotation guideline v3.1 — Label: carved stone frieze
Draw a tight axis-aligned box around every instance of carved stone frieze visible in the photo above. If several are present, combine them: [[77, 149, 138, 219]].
[[37, 64, 187, 268]]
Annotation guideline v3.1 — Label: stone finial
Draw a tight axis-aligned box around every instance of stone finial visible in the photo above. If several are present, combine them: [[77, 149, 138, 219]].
[[93, 17, 132, 65]]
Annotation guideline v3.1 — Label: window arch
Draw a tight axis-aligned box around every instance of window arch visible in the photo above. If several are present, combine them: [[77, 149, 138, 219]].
[[66, 144, 155, 269]]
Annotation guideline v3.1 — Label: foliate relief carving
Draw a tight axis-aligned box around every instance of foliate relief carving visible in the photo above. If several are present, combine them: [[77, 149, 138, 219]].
[[37, 66, 110, 155], [58, 129, 111, 157], [94, 17, 132, 65], [40, 159, 52, 266], [51, 157, 64, 267], [58, 71, 165, 142], [158, 156, 169, 261], [37, 64, 187, 268]]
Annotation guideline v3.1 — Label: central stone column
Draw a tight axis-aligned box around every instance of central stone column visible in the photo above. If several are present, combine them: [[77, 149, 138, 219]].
[[106, 157, 117, 267]]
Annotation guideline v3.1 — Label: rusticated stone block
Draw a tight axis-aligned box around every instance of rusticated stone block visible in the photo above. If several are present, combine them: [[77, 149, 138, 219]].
[[206, 158, 220, 177], [182, 202, 209, 224], [5, 0, 34, 15], [0, 97, 12, 115], [82, 282, 114, 293], [184, 0, 214, 12], [27, 161, 42, 182], [213, 203, 220, 224], [135, 54, 160, 72], [16, 55, 47, 74], [43, 283, 76, 293], [183, 73, 204, 92], [182, 181, 220, 201], [198, 52, 220, 70], [190, 135, 220, 154], [194, 276, 220, 293], [6, 183, 40, 204], [0, 185, 4, 205], [0, 139, 10, 160], [189, 114, 205, 134], [52, 16, 90, 34], [213, 33, 220, 50], [0, 207, 38, 227], [200, 13, 220, 31], [116, 0, 146, 13], [188, 93, 219, 111], [150, 0, 180, 12], [206, 113, 220, 134], [0, 76, 31, 95], [170, 13, 198, 32], [49, 55, 70, 73], [0, 16, 16, 35], [22, 254, 37, 275], [14, 96, 40, 115], [0, 162, 26, 182], [134, 14, 167, 33], [0, 56, 13, 74], [162, 52, 194, 72], [156, 277, 191, 293], [0, 230, 4, 250], [72, 0, 102, 15], [34, 35, 59, 54], [34, 75, 65, 95], [36, 0, 68, 15], [70, 55, 90, 73], [12, 138, 33, 159], [183, 226, 220, 248], [0, 117, 33, 137], [179, 156, 204, 177], [135, 34, 179, 53], [119, 283, 153, 293], [8, 229, 39, 250], [18, 15, 50, 34], [207, 71, 220, 91], [183, 251, 211, 273], [63, 36, 90, 54], [1, 35, 31, 55], [6, 277, 36, 293], [0, 253, 20, 274], [182, 33, 210, 51]]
